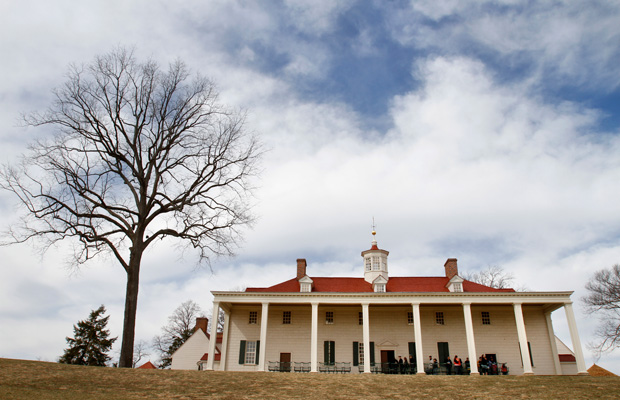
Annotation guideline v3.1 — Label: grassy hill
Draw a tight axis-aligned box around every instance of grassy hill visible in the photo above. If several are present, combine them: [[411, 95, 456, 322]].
[[1, 358, 619, 399]]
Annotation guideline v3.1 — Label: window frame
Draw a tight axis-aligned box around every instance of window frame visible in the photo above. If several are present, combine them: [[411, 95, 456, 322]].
[[283, 311, 291, 324], [435, 311, 445, 325], [244, 341, 257, 364], [481, 311, 491, 325], [249, 311, 258, 324], [407, 311, 414, 325], [325, 311, 334, 324]]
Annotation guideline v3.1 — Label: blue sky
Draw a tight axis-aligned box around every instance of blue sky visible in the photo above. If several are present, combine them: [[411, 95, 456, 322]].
[[1, 0, 620, 373]]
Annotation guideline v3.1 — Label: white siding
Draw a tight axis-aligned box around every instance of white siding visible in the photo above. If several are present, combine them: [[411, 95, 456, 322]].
[[221, 302, 570, 374], [171, 330, 210, 370]]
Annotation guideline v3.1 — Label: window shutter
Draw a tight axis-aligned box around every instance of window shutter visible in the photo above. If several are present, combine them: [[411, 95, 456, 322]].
[[370, 342, 375, 365], [408, 342, 416, 363], [330, 341, 335, 364], [239, 340, 246, 364], [256, 340, 260, 364], [353, 342, 359, 366], [324, 341, 329, 364], [528, 342, 534, 367]]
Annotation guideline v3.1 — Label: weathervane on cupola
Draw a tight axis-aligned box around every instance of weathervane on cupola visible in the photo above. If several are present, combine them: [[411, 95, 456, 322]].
[[362, 218, 390, 290]]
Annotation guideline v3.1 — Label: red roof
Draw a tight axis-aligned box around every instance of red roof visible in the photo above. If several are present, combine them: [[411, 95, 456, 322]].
[[246, 276, 514, 293], [137, 361, 157, 369], [200, 353, 221, 361], [559, 354, 576, 362]]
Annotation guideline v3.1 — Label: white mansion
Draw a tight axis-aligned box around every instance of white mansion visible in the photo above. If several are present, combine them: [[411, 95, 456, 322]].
[[204, 232, 587, 375]]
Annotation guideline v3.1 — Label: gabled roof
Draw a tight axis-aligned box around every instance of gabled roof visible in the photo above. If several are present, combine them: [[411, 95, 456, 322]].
[[137, 361, 157, 369], [246, 276, 514, 293]]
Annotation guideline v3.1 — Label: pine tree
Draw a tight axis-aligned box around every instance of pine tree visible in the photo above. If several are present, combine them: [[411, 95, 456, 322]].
[[59, 305, 117, 366]]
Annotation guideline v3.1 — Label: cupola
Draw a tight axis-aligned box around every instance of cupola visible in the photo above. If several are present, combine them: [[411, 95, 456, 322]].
[[361, 229, 389, 284]]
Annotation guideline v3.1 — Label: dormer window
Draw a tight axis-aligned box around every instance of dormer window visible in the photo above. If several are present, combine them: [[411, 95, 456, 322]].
[[375, 283, 385, 292], [446, 275, 464, 293], [299, 275, 314, 293]]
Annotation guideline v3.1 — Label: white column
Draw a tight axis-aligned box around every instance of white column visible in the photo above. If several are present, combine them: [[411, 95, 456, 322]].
[[411, 302, 425, 374], [544, 311, 562, 375], [462, 302, 479, 375], [564, 302, 588, 374], [513, 302, 533, 375], [219, 309, 230, 371], [362, 303, 371, 373], [258, 302, 269, 371], [206, 301, 220, 370], [311, 302, 319, 372]]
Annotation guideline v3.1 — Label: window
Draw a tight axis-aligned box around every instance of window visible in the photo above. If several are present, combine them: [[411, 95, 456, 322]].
[[238, 340, 259, 365], [453, 282, 463, 292], [283, 311, 291, 324], [324, 341, 335, 365], [481, 311, 491, 325], [249, 311, 257, 324], [372, 256, 380, 270], [365, 257, 371, 271], [245, 341, 257, 364], [353, 341, 375, 366], [359, 311, 363, 325], [374, 283, 385, 292], [435, 311, 445, 325], [358, 342, 365, 365], [326, 311, 334, 324], [407, 312, 414, 325], [301, 283, 311, 292]]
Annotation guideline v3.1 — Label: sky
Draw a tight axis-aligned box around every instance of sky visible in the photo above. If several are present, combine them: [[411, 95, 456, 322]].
[[1, 0, 620, 373]]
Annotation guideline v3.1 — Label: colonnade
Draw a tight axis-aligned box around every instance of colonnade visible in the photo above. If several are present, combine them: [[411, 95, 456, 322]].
[[205, 300, 587, 375]]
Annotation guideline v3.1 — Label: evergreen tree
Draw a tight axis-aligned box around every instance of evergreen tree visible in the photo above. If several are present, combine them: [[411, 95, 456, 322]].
[[59, 305, 117, 366]]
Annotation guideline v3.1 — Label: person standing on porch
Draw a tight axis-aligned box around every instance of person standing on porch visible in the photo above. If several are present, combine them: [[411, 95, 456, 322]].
[[445, 356, 452, 375], [454, 355, 462, 375]]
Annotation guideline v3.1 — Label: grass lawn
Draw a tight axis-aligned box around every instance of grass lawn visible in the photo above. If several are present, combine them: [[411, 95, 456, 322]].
[[1, 358, 619, 399]]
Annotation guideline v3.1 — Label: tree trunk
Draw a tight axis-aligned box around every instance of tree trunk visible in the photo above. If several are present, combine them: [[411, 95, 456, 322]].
[[119, 251, 142, 368]]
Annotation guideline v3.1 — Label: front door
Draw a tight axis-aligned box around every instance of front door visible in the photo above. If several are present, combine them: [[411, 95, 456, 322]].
[[280, 352, 291, 372], [437, 342, 449, 370], [381, 350, 395, 373]]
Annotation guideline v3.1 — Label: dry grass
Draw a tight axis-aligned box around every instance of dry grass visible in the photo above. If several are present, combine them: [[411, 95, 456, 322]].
[[1, 358, 619, 400]]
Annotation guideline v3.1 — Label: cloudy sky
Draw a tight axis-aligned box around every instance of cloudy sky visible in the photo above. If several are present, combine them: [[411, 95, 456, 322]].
[[2, 0, 620, 373]]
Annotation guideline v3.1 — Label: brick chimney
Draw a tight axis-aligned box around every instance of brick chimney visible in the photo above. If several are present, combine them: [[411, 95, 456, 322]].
[[444, 258, 458, 279], [297, 258, 307, 280], [195, 317, 209, 334]]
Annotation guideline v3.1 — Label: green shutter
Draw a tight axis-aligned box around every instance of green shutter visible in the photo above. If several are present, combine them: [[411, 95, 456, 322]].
[[324, 341, 329, 364], [370, 342, 375, 365], [408, 342, 417, 363], [239, 340, 246, 364], [256, 340, 260, 364], [528, 342, 534, 367], [353, 342, 359, 366], [330, 341, 335, 364]]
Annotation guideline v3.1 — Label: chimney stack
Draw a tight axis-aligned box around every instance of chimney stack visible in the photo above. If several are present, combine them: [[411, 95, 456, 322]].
[[195, 317, 209, 334], [297, 258, 307, 280], [444, 258, 458, 279]]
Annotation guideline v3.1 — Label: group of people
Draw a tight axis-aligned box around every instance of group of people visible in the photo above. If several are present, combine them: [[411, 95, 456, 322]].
[[394, 355, 416, 374], [426, 355, 471, 375], [478, 354, 508, 375]]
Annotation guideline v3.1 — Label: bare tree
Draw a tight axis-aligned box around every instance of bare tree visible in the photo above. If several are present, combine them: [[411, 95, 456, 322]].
[[583, 264, 620, 356], [0, 48, 260, 367], [132, 340, 150, 368], [463, 265, 515, 289], [152, 300, 204, 368]]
